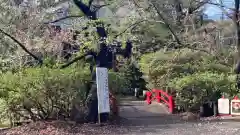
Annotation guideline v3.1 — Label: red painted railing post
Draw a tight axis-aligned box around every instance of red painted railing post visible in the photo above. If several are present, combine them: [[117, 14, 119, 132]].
[[155, 90, 161, 103], [146, 91, 152, 105], [169, 96, 174, 113]]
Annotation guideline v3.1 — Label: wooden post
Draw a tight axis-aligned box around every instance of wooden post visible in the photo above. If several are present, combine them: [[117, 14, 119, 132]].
[[213, 101, 218, 117], [98, 112, 101, 125]]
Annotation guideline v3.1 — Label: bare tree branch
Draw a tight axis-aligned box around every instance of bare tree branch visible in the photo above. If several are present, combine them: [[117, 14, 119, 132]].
[[207, 1, 233, 19], [89, 0, 94, 7], [60, 51, 96, 69], [207, 1, 234, 10], [132, 0, 141, 8], [191, 0, 233, 10], [44, 15, 84, 24], [191, 0, 234, 21], [115, 19, 165, 38], [44, 4, 110, 24], [60, 55, 86, 69], [190, 0, 210, 13], [0, 29, 43, 65], [174, 0, 183, 24], [150, 2, 182, 46], [93, 4, 111, 10]]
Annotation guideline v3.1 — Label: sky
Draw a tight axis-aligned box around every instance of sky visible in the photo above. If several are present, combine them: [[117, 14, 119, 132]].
[[204, 0, 234, 20]]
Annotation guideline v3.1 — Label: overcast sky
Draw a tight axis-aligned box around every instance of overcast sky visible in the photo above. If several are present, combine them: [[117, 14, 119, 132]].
[[204, 0, 234, 20]]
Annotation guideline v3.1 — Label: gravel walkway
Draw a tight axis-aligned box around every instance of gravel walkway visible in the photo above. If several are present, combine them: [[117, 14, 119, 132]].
[[118, 100, 240, 135], [119, 118, 240, 135], [1, 99, 240, 135]]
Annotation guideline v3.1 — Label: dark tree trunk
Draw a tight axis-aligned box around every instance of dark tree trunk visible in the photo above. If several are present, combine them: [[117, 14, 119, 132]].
[[68, 0, 132, 123], [85, 83, 98, 122], [234, 0, 240, 88]]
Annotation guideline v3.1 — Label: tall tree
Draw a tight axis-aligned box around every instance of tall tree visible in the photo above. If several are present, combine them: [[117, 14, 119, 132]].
[[233, 0, 240, 88]]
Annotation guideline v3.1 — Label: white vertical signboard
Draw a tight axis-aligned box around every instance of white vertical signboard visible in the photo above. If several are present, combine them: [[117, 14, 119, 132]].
[[96, 67, 110, 113], [218, 98, 230, 115]]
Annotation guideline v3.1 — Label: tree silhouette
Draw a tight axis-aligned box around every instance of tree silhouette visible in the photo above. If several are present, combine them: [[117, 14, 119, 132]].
[[59, 0, 132, 123]]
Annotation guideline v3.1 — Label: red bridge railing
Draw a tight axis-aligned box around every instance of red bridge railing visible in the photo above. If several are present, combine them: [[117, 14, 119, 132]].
[[146, 89, 174, 113]]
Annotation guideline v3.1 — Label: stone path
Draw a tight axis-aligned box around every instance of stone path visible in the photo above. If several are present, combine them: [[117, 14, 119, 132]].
[[119, 100, 170, 117], [119, 99, 183, 126], [118, 98, 240, 135]]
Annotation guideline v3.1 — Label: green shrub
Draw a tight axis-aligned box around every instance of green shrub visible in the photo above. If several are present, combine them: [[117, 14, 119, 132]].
[[0, 66, 130, 123], [139, 49, 237, 112], [118, 60, 147, 95], [108, 72, 131, 94], [139, 49, 232, 89], [168, 72, 238, 111], [0, 67, 91, 122]]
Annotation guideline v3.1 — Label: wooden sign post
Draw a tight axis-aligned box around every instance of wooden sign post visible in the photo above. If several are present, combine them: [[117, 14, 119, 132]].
[[96, 67, 110, 125]]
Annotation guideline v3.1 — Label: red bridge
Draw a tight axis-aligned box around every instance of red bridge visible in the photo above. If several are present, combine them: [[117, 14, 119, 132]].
[[145, 89, 175, 113]]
